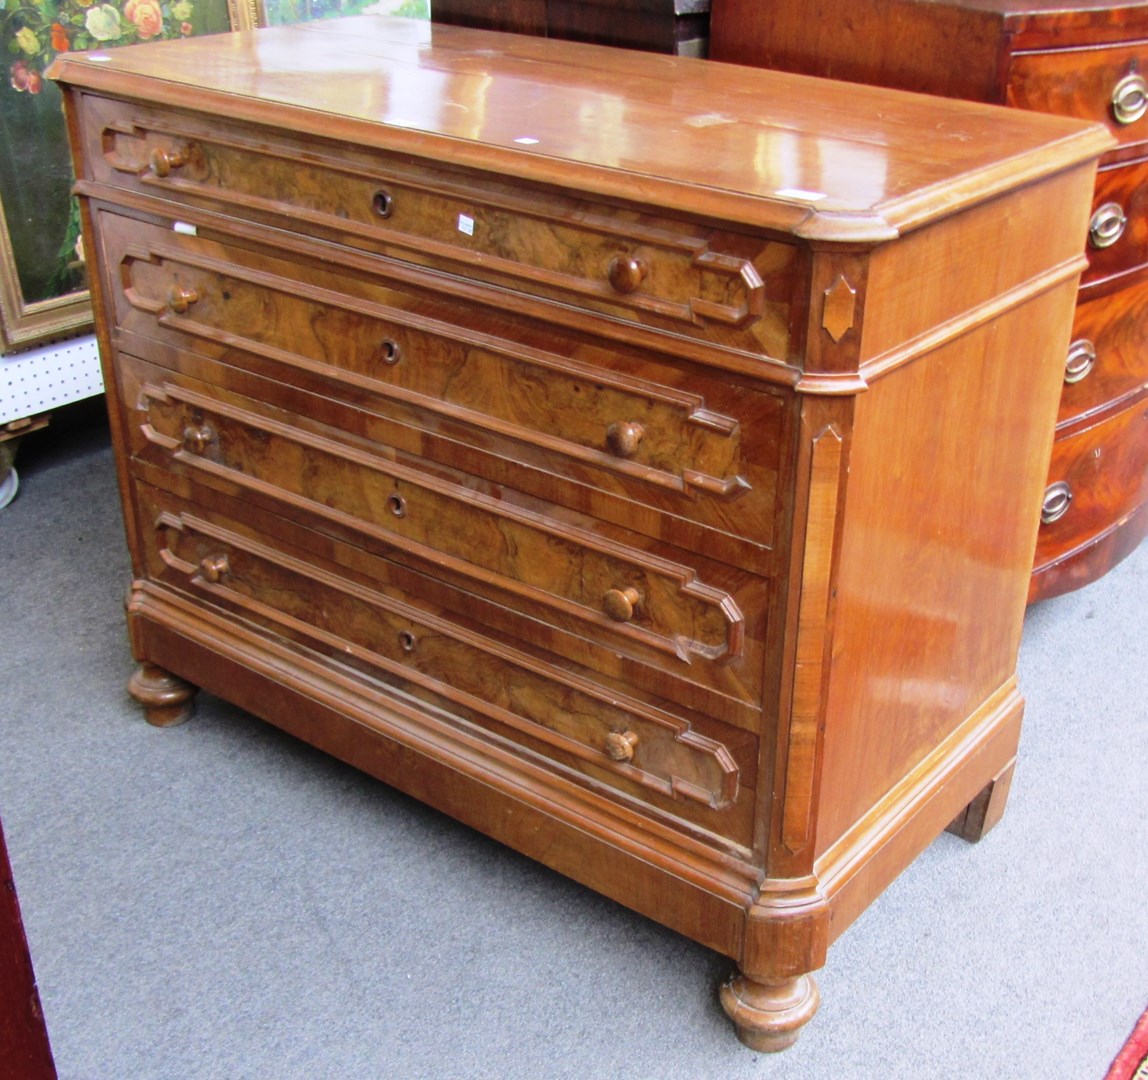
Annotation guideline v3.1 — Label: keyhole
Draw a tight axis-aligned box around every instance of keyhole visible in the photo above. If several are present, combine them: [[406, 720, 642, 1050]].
[[398, 629, 417, 652], [386, 493, 407, 517]]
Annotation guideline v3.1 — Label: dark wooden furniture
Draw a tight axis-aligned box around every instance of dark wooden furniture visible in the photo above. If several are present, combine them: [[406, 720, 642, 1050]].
[[51, 17, 1108, 1050], [710, 0, 1148, 604], [0, 819, 56, 1079], [431, 0, 712, 56]]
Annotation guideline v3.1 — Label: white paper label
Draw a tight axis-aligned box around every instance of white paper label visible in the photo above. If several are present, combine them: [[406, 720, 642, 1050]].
[[457, 214, 475, 237], [173, 221, 198, 236]]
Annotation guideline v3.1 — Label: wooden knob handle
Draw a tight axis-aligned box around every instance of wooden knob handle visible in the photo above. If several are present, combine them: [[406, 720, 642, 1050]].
[[149, 146, 187, 178], [199, 554, 230, 583], [167, 285, 199, 313], [606, 420, 645, 458], [182, 424, 213, 454], [603, 586, 641, 623], [604, 730, 639, 762], [607, 255, 647, 294]]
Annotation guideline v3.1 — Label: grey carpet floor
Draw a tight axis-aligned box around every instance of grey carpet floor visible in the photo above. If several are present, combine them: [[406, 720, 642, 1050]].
[[1, 399, 1144, 1079]]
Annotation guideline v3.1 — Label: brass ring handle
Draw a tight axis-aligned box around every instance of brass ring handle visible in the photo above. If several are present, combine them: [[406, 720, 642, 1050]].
[[1064, 339, 1097, 385], [604, 730, 639, 763], [182, 424, 214, 454], [149, 146, 187, 178], [1111, 73, 1148, 126], [1089, 202, 1127, 249], [607, 255, 647, 294], [199, 553, 230, 583], [1041, 482, 1073, 525], [602, 586, 642, 623], [606, 420, 645, 458], [167, 285, 199, 313]]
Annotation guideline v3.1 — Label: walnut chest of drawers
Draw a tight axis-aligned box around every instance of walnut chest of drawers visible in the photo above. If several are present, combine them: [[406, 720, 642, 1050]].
[[50, 16, 1109, 1050], [711, 0, 1148, 604]]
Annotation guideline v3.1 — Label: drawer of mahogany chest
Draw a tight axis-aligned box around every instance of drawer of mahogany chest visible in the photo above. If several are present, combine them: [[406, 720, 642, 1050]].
[[1035, 393, 1148, 567], [133, 481, 760, 848], [119, 354, 770, 728], [1008, 41, 1148, 156], [97, 207, 788, 572], [78, 94, 796, 355], [1081, 158, 1148, 289], [1057, 274, 1148, 427]]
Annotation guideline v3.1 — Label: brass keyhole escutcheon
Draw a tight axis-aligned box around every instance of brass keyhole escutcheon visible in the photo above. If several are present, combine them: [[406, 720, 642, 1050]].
[[386, 492, 407, 517], [379, 338, 402, 365], [373, 190, 395, 218], [602, 586, 642, 623], [398, 629, 417, 653]]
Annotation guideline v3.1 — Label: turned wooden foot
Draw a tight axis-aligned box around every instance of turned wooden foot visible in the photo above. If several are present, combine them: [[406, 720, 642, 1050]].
[[127, 663, 198, 727], [719, 970, 820, 1052], [946, 760, 1015, 842]]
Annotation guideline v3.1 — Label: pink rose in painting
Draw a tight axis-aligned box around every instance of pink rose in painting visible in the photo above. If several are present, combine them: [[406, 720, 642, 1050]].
[[10, 61, 42, 94], [125, 0, 164, 39]]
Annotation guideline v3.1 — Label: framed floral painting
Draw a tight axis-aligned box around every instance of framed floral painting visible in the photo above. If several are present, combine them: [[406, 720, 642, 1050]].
[[0, 0, 256, 352]]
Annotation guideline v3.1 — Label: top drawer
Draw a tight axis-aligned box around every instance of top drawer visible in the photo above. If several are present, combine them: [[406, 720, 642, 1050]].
[[1008, 41, 1148, 157], [76, 93, 798, 358]]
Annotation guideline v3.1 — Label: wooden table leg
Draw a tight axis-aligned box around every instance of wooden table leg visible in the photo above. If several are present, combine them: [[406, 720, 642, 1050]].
[[127, 662, 198, 728], [946, 760, 1016, 843]]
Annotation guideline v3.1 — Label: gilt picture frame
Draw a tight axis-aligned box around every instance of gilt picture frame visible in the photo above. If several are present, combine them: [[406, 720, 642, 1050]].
[[0, 0, 257, 353]]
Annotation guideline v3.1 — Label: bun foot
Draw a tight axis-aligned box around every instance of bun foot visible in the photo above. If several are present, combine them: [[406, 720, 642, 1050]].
[[719, 970, 820, 1052], [128, 663, 198, 727]]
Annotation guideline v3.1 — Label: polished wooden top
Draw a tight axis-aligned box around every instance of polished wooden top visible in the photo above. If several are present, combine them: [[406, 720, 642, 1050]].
[[49, 15, 1112, 240]]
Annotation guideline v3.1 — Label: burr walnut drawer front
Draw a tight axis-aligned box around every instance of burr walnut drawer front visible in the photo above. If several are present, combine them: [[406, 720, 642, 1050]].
[[120, 355, 770, 725], [1036, 392, 1148, 566], [98, 208, 788, 572], [1008, 41, 1148, 154], [81, 95, 796, 355], [1081, 158, 1148, 288], [133, 481, 760, 848], [1058, 274, 1148, 427]]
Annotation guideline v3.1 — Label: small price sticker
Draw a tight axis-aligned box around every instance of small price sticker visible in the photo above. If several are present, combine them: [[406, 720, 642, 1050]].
[[457, 213, 475, 237]]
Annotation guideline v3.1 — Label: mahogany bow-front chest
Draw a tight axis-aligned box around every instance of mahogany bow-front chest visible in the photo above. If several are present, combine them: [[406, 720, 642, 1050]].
[[50, 18, 1109, 1050], [710, 0, 1148, 604]]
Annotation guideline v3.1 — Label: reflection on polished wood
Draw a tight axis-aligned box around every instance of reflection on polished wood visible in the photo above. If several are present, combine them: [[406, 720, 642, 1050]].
[[51, 16, 1110, 1049], [710, 0, 1148, 604]]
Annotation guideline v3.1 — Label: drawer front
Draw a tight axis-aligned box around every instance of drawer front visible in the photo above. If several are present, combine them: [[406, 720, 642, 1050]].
[[136, 482, 759, 846], [1035, 393, 1148, 568], [1058, 275, 1148, 427], [1008, 42, 1148, 154], [1082, 158, 1148, 288], [119, 354, 771, 724], [98, 207, 788, 570], [80, 94, 797, 355]]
